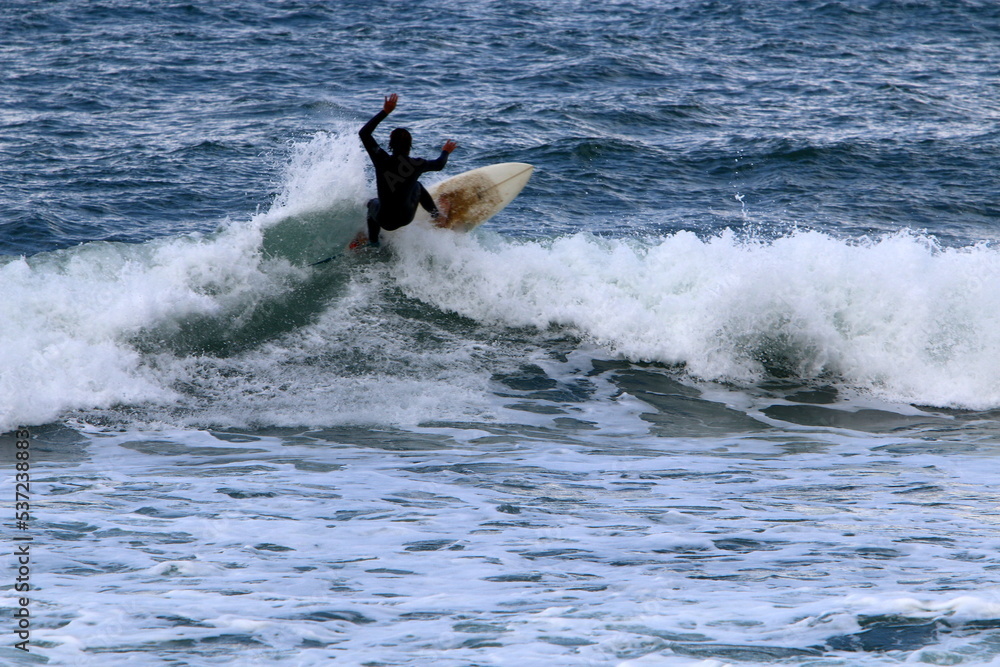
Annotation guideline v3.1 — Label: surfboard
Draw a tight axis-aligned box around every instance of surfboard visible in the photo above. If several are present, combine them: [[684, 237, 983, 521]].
[[413, 162, 534, 232], [338, 162, 534, 256]]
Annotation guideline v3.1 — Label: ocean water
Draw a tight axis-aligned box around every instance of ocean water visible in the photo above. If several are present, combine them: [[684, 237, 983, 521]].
[[3, 0, 1000, 664]]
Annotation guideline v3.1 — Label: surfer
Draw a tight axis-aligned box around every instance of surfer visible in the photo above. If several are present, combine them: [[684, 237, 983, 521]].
[[358, 93, 458, 245]]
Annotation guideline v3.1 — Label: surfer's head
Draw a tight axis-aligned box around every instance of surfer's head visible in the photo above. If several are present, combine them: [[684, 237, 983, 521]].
[[389, 127, 412, 155]]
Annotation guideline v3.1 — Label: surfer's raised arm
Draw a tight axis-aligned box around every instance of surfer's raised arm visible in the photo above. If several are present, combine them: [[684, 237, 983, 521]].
[[420, 140, 458, 173], [359, 94, 398, 156]]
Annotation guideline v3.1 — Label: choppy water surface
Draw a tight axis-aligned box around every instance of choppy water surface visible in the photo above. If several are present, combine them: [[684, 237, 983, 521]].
[[3, 0, 1000, 664]]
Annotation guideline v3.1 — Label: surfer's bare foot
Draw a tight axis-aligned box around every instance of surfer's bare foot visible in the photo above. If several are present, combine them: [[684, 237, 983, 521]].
[[348, 231, 371, 250]]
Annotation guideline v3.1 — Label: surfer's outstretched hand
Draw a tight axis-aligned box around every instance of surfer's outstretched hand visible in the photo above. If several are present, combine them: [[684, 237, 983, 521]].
[[442, 139, 458, 153], [383, 93, 398, 114]]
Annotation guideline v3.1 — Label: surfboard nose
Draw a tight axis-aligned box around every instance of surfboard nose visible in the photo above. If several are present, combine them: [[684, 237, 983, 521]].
[[421, 162, 534, 231]]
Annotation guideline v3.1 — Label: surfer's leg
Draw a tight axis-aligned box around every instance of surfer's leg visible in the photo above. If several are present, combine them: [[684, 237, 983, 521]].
[[366, 198, 381, 245]]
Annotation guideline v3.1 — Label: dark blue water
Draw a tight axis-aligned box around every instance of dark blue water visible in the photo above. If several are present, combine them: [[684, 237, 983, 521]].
[[4, 1, 1000, 665]]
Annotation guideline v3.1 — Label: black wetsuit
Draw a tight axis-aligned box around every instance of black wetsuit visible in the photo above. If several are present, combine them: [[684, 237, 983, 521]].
[[359, 109, 449, 244]]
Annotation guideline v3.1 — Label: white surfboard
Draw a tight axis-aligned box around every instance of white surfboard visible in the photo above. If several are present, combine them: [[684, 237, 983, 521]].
[[413, 162, 534, 231]]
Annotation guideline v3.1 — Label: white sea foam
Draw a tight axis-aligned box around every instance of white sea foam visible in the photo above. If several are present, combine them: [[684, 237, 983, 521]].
[[390, 224, 1000, 409], [26, 425, 1000, 666], [0, 222, 291, 431]]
